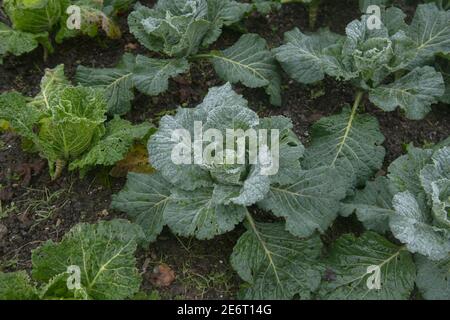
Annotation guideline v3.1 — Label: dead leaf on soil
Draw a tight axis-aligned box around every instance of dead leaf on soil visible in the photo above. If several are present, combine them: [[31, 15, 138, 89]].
[[16, 160, 46, 187], [0, 187, 13, 201], [151, 264, 176, 287], [125, 43, 138, 51], [110, 144, 155, 177]]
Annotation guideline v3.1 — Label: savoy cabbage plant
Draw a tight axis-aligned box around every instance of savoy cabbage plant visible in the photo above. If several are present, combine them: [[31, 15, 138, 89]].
[[274, 3, 450, 120], [111, 82, 394, 299], [0, 219, 144, 300], [0, 0, 134, 62], [76, 0, 282, 115], [0, 65, 152, 179]]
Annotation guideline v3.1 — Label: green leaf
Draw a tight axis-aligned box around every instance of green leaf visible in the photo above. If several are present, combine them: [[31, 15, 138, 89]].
[[302, 106, 386, 189], [257, 116, 305, 185], [391, 191, 450, 261], [0, 271, 38, 300], [407, 3, 450, 67], [341, 177, 394, 234], [0, 22, 43, 62], [420, 146, 450, 195], [231, 220, 323, 300], [69, 117, 152, 174], [133, 55, 190, 96], [430, 179, 450, 229], [274, 28, 346, 84], [319, 232, 416, 300], [111, 172, 171, 243], [0, 91, 41, 142], [32, 64, 71, 109], [258, 167, 347, 238], [75, 54, 136, 115], [32, 219, 143, 300], [164, 187, 246, 240], [203, 0, 251, 46], [416, 255, 450, 300], [39, 272, 89, 300], [251, 0, 281, 14], [388, 144, 433, 198], [369, 66, 445, 120], [207, 34, 281, 106], [4, 0, 64, 34]]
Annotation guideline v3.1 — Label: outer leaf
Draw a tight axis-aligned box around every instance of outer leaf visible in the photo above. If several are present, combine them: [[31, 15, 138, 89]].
[[430, 179, 450, 229], [75, 54, 136, 115], [111, 172, 171, 243], [369, 66, 445, 120], [258, 167, 347, 238], [251, 0, 281, 14], [207, 34, 281, 106], [274, 28, 346, 84], [319, 232, 416, 300], [416, 255, 450, 300], [388, 144, 433, 198], [341, 176, 394, 234], [231, 221, 323, 300], [164, 187, 246, 240], [133, 55, 190, 96], [0, 91, 41, 142], [32, 219, 143, 300], [0, 22, 42, 62], [302, 107, 385, 189], [69, 117, 152, 174], [32, 64, 71, 109], [39, 272, 89, 300], [420, 146, 450, 195], [4, 0, 64, 34], [391, 191, 450, 261], [0, 271, 38, 300], [257, 116, 305, 185], [203, 0, 251, 46], [407, 3, 450, 66]]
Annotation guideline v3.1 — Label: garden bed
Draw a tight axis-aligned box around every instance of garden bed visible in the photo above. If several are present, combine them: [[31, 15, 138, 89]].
[[0, 0, 449, 300]]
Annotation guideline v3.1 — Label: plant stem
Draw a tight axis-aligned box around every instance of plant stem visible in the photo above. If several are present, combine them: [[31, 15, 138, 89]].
[[189, 53, 214, 61], [53, 159, 66, 180], [353, 91, 364, 114]]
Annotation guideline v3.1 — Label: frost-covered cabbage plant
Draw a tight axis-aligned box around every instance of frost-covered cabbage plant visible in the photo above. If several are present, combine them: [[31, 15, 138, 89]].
[[340, 142, 450, 300], [110, 81, 401, 299], [76, 0, 282, 115], [0, 65, 152, 179], [274, 3, 450, 120]]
